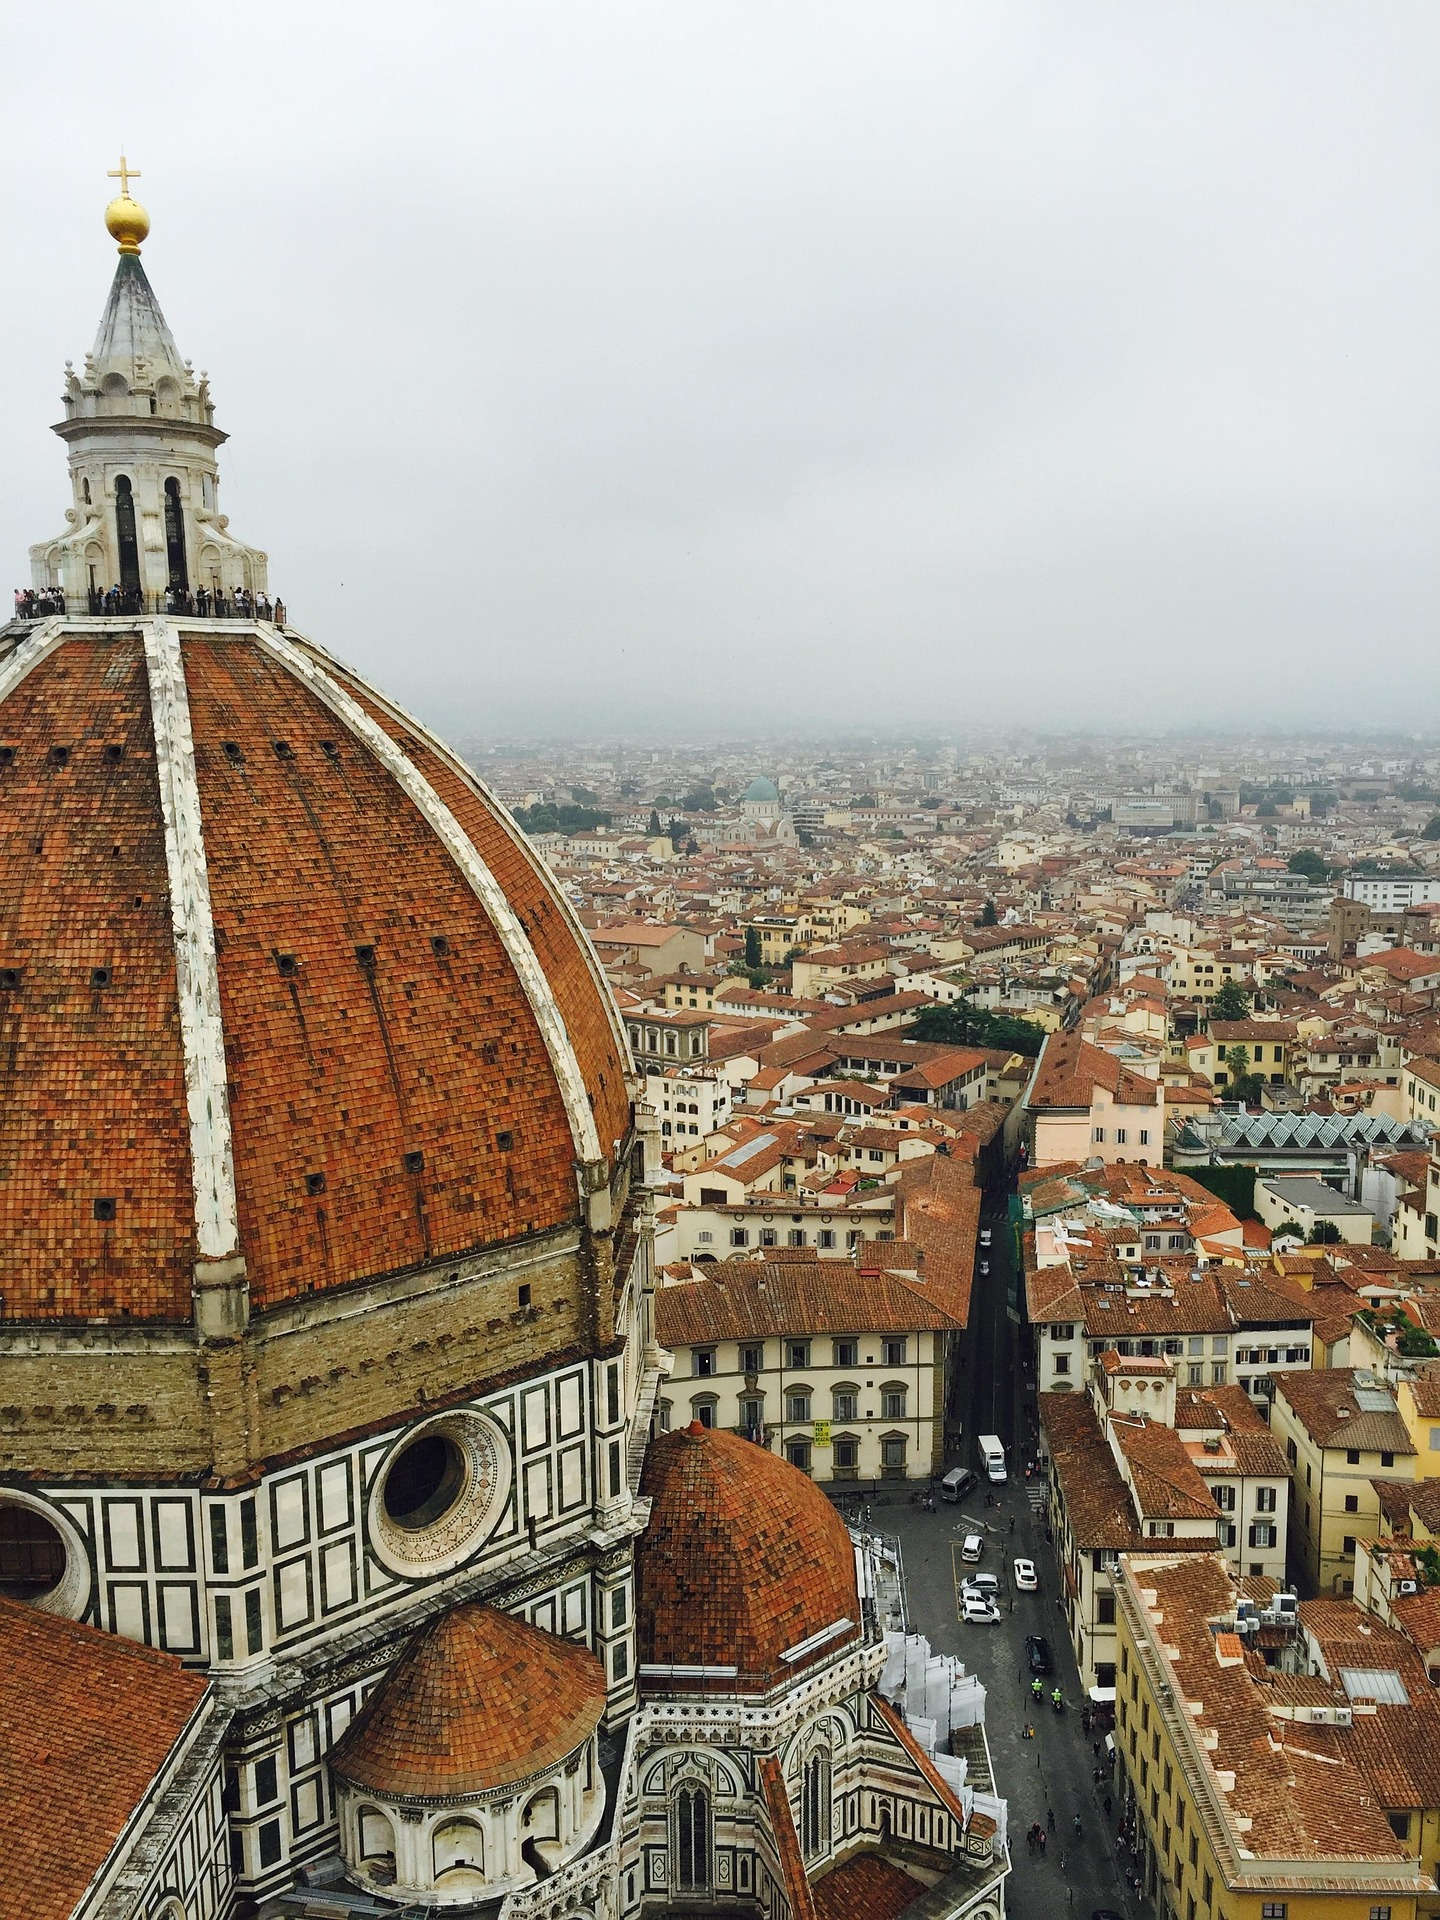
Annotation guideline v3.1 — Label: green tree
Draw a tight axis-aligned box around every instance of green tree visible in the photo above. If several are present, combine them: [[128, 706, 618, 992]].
[[1221, 1044, 1251, 1086], [647, 808, 663, 836], [744, 927, 762, 969], [512, 802, 611, 835], [910, 1000, 1047, 1058], [1286, 849, 1330, 881], [978, 899, 999, 927], [1209, 981, 1250, 1023], [682, 787, 718, 813], [1308, 1220, 1343, 1245], [1256, 800, 1278, 818], [570, 785, 601, 807], [1421, 815, 1440, 842]]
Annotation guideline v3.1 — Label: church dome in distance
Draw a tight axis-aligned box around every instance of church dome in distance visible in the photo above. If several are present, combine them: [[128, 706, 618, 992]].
[[742, 774, 780, 805], [636, 1423, 860, 1690]]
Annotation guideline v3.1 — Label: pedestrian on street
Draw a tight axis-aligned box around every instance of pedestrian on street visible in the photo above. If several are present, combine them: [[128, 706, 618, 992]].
[[1047, 1805, 1054, 1830], [1104, 1795, 1112, 1818]]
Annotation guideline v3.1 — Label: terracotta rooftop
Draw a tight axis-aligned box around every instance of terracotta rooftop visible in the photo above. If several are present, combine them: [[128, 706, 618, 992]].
[[330, 1602, 606, 1797], [1274, 1369, 1415, 1455], [0, 1596, 209, 1920], [1028, 1030, 1162, 1111], [655, 1258, 963, 1346], [637, 1423, 860, 1690], [1123, 1553, 1428, 1875], [812, 1852, 925, 1920], [0, 631, 633, 1321]]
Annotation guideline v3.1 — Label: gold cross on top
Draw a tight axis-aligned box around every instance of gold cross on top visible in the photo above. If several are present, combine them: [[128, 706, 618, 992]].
[[108, 154, 141, 198]]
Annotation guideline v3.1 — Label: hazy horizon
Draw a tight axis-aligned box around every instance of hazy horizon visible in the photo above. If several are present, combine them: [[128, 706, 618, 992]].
[[4, 3, 1438, 739]]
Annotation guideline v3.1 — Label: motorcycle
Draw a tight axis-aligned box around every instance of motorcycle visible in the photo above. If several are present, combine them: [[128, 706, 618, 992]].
[[1051, 1691, 1064, 1715]]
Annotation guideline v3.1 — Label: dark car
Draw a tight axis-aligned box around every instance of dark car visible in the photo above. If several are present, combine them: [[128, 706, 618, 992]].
[[1025, 1633, 1054, 1676]]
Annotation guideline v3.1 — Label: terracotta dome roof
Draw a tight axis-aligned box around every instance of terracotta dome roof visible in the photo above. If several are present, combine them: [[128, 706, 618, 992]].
[[330, 1602, 606, 1799], [0, 625, 632, 1319], [637, 1422, 860, 1689]]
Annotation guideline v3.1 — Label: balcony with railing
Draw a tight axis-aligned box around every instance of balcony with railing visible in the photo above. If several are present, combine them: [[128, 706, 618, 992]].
[[10, 587, 289, 623]]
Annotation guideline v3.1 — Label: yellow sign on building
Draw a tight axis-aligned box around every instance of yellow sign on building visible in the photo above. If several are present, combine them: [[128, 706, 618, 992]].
[[813, 1420, 832, 1446]]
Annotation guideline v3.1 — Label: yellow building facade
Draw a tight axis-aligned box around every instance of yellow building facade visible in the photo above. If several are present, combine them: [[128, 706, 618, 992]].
[[1114, 1553, 1431, 1920]]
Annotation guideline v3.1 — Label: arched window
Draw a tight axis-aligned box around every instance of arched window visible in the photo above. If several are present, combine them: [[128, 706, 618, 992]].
[[163, 478, 188, 590], [433, 1815, 483, 1878], [802, 1749, 830, 1860], [785, 1386, 812, 1424], [522, 1786, 559, 1842], [113, 476, 140, 593], [689, 1396, 717, 1429], [674, 1784, 710, 1892], [357, 1805, 396, 1870]]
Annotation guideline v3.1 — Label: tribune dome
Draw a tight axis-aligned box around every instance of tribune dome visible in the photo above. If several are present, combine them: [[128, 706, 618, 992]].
[[331, 1602, 607, 1798], [0, 623, 633, 1322], [636, 1422, 860, 1690]]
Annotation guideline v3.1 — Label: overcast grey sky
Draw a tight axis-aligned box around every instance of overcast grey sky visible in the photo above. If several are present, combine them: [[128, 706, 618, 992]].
[[4, 3, 1438, 738]]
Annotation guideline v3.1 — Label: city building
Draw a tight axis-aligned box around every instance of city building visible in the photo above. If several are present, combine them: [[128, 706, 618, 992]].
[[1113, 1552, 1432, 1920], [654, 1249, 962, 1482], [1270, 1370, 1417, 1594]]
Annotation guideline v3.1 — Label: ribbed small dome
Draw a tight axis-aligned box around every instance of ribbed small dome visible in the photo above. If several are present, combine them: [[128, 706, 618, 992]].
[[637, 1423, 860, 1689], [330, 1603, 606, 1798]]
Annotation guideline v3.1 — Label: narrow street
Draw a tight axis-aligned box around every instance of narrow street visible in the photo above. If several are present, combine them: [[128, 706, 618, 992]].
[[880, 1183, 1146, 1920]]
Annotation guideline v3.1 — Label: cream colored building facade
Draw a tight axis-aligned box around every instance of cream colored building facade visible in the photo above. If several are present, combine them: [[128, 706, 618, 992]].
[[655, 1262, 953, 1486]]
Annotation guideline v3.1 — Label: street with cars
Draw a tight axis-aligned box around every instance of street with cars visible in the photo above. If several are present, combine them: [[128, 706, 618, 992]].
[[878, 1192, 1144, 1920]]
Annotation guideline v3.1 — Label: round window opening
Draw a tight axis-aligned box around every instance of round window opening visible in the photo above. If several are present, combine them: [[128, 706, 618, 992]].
[[382, 1432, 467, 1532], [0, 1503, 67, 1601], [0, 1493, 90, 1618], [369, 1411, 511, 1580]]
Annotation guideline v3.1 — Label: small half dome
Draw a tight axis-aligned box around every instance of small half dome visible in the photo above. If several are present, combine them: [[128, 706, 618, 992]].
[[331, 1603, 607, 1799], [637, 1423, 860, 1690]]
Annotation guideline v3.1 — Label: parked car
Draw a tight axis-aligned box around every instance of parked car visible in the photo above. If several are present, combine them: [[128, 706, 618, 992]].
[[941, 1467, 978, 1503], [979, 1226, 992, 1247], [961, 1573, 1000, 1597], [960, 1532, 984, 1563], [1025, 1633, 1054, 1676], [1013, 1558, 1038, 1592], [961, 1594, 1001, 1624]]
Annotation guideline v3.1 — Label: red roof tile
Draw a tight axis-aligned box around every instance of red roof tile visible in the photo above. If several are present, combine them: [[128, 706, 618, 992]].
[[0, 1596, 209, 1920], [330, 1602, 606, 1797], [637, 1424, 859, 1689]]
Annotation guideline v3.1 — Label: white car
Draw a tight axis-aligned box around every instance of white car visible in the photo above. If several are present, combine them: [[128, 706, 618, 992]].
[[960, 1532, 984, 1563], [961, 1594, 1001, 1623], [961, 1573, 1000, 1597], [979, 1226, 992, 1247], [1013, 1558, 1038, 1592]]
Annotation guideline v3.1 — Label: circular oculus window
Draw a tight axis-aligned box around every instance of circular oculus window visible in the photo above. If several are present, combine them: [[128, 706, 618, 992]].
[[367, 1410, 511, 1579], [0, 1489, 91, 1619]]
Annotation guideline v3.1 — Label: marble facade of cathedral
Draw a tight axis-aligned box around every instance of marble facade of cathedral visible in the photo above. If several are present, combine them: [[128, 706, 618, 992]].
[[0, 179, 1009, 1920]]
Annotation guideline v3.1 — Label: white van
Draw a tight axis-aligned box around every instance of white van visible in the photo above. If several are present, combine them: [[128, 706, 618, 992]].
[[978, 1433, 1007, 1483]]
